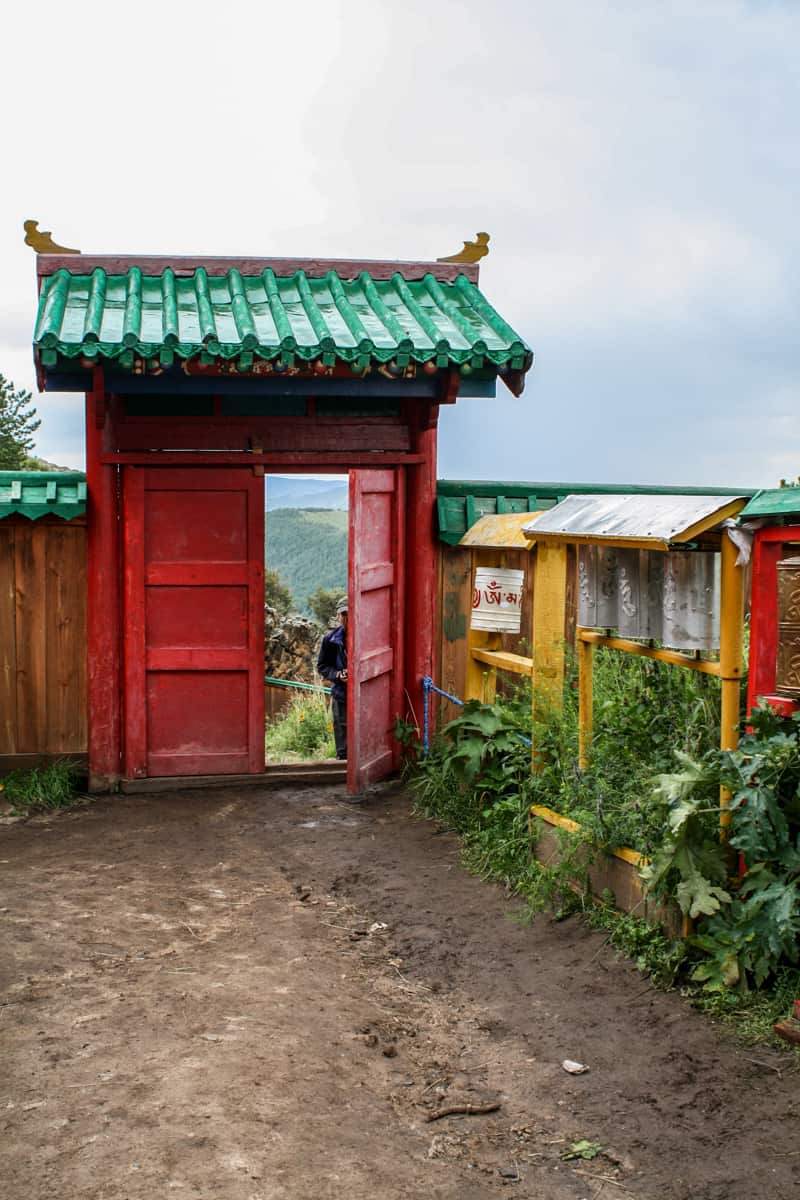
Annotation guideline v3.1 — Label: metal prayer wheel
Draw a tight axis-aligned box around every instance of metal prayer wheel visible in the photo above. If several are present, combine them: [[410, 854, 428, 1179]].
[[776, 556, 800, 698]]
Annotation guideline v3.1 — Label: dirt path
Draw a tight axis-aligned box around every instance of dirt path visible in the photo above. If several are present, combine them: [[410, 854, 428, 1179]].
[[1, 782, 797, 1199]]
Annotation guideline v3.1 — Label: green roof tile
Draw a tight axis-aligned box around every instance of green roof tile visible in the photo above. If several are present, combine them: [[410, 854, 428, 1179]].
[[740, 488, 800, 519], [33, 266, 533, 383], [0, 471, 86, 521]]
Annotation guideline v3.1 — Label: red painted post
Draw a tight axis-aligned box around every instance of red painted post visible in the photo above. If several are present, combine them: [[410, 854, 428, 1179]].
[[747, 525, 800, 717], [404, 403, 439, 738], [85, 368, 122, 790]]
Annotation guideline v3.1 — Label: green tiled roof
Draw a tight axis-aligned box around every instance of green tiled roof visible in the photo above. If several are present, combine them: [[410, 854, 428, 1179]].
[[34, 266, 532, 378], [740, 488, 800, 519], [0, 471, 86, 521]]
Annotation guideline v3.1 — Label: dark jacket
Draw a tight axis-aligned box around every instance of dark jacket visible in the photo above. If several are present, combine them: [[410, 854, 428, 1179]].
[[317, 625, 347, 701]]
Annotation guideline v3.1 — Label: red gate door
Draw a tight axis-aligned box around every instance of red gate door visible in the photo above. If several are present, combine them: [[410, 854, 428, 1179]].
[[348, 468, 405, 792], [122, 467, 264, 778]]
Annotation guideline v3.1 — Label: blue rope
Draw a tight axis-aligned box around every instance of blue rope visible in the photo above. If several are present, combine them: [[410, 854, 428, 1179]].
[[420, 675, 532, 755]]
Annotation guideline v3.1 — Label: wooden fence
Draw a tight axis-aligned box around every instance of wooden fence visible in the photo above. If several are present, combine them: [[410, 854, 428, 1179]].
[[0, 517, 87, 770], [435, 541, 577, 719]]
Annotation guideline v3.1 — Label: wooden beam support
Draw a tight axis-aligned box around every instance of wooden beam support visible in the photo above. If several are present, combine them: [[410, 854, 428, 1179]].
[[577, 630, 722, 676], [471, 648, 533, 676], [85, 367, 122, 792], [719, 531, 745, 834], [404, 403, 439, 733]]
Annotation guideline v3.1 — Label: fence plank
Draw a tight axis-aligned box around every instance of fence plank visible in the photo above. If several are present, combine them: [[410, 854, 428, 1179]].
[[0, 527, 17, 753], [14, 525, 48, 753], [46, 526, 87, 753]]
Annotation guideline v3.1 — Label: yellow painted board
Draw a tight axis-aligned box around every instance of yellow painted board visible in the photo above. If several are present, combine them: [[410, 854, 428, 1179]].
[[577, 630, 722, 676], [471, 648, 533, 676], [459, 511, 540, 550], [530, 805, 647, 868]]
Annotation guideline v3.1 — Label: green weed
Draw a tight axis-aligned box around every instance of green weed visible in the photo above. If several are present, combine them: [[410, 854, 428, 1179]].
[[2, 759, 82, 815], [265, 691, 336, 761]]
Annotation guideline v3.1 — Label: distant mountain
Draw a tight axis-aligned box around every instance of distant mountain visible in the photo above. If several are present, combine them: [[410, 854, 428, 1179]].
[[266, 508, 348, 615], [266, 476, 348, 511]]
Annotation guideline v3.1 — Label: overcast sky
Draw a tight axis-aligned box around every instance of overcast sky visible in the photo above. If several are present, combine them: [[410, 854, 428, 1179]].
[[1, 0, 797, 488]]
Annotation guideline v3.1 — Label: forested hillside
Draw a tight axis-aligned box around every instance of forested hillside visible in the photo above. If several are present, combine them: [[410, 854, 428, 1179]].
[[265, 508, 348, 614]]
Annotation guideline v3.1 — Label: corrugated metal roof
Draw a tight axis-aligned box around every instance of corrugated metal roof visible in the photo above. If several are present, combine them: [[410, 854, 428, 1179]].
[[522, 493, 748, 550], [0, 471, 86, 521], [458, 511, 541, 549], [740, 488, 800, 519], [33, 266, 532, 380]]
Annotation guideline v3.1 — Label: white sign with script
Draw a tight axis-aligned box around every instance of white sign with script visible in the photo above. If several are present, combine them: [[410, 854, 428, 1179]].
[[471, 567, 525, 633]]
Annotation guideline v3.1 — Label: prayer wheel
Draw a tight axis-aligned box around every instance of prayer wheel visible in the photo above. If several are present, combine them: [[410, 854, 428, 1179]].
[[775, 556, 800, 698]]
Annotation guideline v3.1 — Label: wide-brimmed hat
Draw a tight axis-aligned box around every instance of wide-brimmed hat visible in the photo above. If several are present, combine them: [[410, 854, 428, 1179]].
[[336, 597, 349, 615]]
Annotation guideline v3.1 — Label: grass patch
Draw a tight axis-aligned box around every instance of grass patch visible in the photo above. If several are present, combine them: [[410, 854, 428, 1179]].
[[1, 759, 82, 815], [265, 691, 336, 761]]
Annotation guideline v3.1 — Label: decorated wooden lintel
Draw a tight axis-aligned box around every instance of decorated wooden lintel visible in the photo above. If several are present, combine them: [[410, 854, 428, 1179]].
[[23, 220, 80, 255], [182, 357, 436, 381], [437, 232, 490, 264]]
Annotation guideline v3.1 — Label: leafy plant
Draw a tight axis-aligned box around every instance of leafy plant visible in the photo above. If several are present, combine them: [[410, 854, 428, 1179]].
[[561, 1140, 603, 1161], [644, 708, 800, 992], [2, 759, 81, 814], [440, 700, 531, 794], [641, 755, 730, 919]]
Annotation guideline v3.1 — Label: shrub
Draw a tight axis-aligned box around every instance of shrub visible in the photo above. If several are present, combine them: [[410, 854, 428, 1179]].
[[265, 691, 336, 761]]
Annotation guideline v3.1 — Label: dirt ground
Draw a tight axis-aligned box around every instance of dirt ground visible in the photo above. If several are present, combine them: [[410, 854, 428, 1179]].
[[2, 781, 798, 1200]]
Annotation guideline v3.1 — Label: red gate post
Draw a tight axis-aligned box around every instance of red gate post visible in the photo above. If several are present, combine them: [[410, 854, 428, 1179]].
[[85, 368, 122, 790], [404, 401, 439, 739]]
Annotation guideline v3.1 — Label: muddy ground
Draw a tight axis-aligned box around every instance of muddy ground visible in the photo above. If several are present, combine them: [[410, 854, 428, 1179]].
[[1, 781, 798, 1199]]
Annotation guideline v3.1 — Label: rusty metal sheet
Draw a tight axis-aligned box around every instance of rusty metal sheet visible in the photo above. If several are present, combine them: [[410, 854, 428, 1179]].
[[523, 494, 748, 547]]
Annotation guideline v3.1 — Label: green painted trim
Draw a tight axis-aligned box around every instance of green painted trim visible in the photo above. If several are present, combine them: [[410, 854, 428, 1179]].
[[740, 488, 800, 519], [0, 470, 87, 521], [264, 676, 331, 695], [436, 479, 755, 498]]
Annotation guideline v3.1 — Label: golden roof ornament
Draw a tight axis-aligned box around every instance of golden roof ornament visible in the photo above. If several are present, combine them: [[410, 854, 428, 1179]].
[[437, 232, 490, 264], [23, 220, 80, 254]]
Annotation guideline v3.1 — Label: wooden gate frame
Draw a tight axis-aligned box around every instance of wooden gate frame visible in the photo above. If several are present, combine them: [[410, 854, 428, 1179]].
[[84, 367, 440, 791]]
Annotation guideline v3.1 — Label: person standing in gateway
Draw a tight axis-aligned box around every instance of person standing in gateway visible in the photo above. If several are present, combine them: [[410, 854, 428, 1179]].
[[317, 597, 348, 760]]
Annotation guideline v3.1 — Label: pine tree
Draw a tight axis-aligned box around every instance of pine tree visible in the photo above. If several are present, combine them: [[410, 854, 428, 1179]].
[[0, 375, 40, 469]]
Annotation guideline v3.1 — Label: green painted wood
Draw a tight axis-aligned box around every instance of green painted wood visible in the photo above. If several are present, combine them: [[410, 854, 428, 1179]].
[[741, 488, 800, 519], [0, 472, 87, 521]]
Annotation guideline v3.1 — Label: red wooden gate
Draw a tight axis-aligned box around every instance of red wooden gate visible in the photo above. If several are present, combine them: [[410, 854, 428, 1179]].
[[122, 467, 264, 778], [348, 468, 406, 791]]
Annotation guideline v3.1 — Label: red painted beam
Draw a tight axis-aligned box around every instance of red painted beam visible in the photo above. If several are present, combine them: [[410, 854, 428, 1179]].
[[101, 452, 425, 467], [37, 254, 479, 284], [113, 419, 412, 454], [85, 370, 122, 791]]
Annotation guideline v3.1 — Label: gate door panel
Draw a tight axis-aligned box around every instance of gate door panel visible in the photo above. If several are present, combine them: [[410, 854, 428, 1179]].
[[123, 468, 264, 777], [348, 468, 405, 791]]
